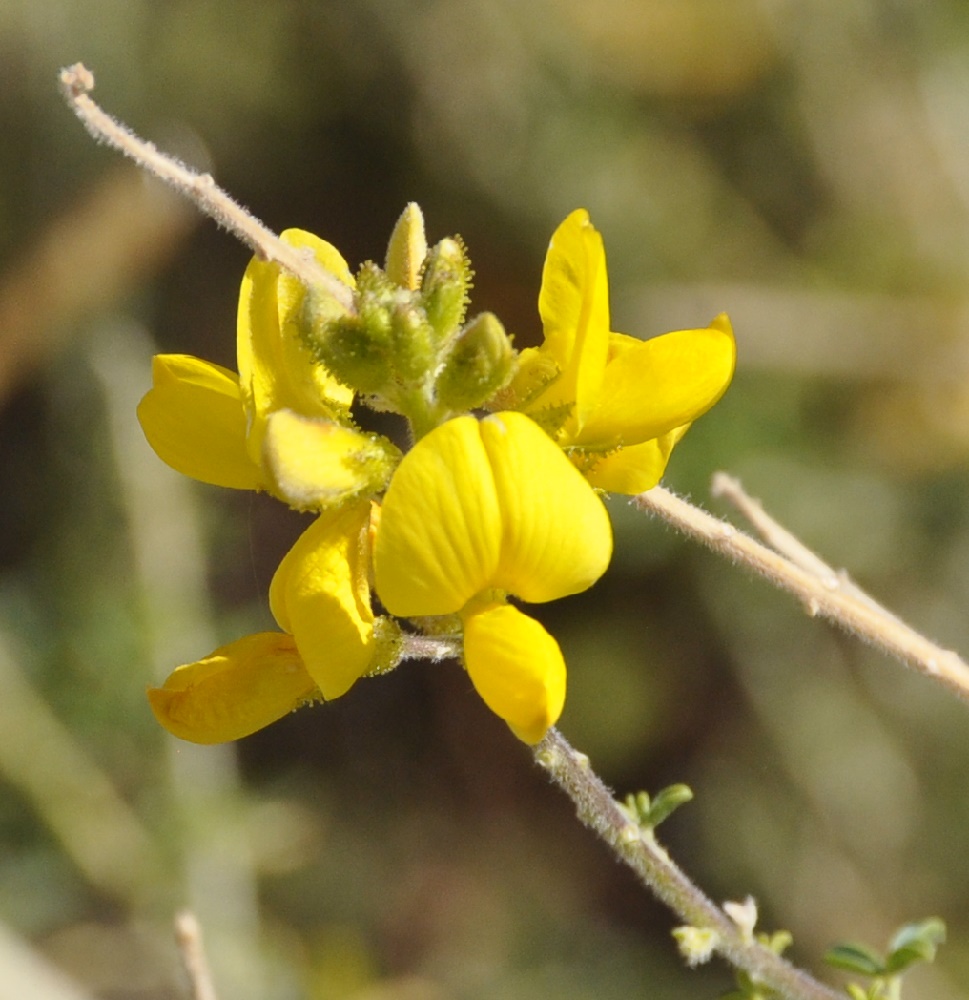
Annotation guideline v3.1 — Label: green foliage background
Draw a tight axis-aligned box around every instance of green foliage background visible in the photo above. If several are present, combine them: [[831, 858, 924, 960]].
[[2, 2, 969, 997]]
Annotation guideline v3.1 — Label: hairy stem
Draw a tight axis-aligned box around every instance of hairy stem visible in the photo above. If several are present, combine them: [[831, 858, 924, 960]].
[[534, 728, 843, 1000], [58, 63, 354, 312], [636, 483, 969, 706]]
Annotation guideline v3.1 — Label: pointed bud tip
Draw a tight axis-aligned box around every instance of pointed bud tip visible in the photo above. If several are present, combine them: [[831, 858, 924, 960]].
[[385, 203, 428, 291]]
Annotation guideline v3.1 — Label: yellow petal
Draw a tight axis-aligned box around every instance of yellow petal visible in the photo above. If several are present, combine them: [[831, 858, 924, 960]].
[[263, 409, 398, 511], [269, 503, 376, 699], [536, 210, 610, 430], [147, 632, 316, 744], [374, 416, 503, 616], [480, 412, 612, 603], [237, 229, 354, 462], [576, 315, 736, 449], [585, 426, 689, 494], [462, 602, 565, 744], [374, 413, 612, 615], [137, 354, 265, 490]]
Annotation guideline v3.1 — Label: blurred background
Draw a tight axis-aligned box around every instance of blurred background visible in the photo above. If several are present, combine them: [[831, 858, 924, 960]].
[[2, 1, 969, 997]]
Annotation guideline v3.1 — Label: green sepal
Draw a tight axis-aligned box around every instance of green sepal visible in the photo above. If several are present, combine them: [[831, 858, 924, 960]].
[[364, 617, 405, 677]]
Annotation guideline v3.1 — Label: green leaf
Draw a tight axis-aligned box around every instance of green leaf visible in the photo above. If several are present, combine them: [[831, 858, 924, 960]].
[[824, 943, 885, 976], [646, 783, 693, 826], [885, 917, 946, 973]]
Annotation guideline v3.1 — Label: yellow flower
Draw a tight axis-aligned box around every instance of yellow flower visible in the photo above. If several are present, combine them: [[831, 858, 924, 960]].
[[506, 209, 735, 493], [149, 502, 380, 743], [137, 230, 392, 507], [374, 411, 612, 743]]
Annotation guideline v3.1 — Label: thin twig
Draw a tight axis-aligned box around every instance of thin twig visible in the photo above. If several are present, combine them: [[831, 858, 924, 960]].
[[57, 63, 354, 312], [534, 729, 843, 1000], [174, 912, 219, 1000], [635, 483, 969, 705], [711, 472, 902, 622]]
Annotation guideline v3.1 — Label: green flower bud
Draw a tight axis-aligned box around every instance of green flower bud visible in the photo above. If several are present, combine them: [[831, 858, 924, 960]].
[[435, 311, 514, 412], [388, 301, 436, 383], [421, 237, 471, 341], [301, 263, 397, 393], [384, 203, 427, 291]]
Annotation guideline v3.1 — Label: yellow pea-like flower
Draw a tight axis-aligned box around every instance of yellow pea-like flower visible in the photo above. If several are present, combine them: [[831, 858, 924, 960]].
[[138, 230, 378, 507], [236, 229, 355, 464], [374, 411, 612, 742], [149, 502, 380, 744], [508, 209, 736, 493], [269, 501, 378, 701]]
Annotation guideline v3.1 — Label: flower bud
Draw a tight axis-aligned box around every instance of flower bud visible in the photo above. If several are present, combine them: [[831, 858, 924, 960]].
[[435, 311, 514, 412], [421, 237, 471, 341], [301, 264, 397, 393], [384, 203, 427, 291], [388, 300, 436, 383]]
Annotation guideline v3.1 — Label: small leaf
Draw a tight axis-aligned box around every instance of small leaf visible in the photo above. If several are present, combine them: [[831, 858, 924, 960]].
[[647, 783, 694, 826], [885, 917, 946, 973], [824, 943, 885, 976]]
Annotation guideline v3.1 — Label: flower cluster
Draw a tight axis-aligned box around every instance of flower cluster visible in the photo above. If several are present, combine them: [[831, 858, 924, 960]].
[[139, 207, 734, 745]]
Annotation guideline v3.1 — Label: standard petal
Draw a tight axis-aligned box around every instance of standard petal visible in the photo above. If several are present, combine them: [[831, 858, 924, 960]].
[[237, 229, 354, 462], [137, 354, 265, 490], [147, 632, 316, 744], [269, 503, 376, 699], [374, 416, 503, 616], [536, 210, 610, 430], [576, 315, 736, 449], [462, 602, 566, 744], [585, 426, 689, 494], [480, 412, 612, 603]]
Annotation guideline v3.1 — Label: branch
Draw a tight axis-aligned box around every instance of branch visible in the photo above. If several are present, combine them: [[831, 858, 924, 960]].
[[635, 481, 969, 706], [174, 912, 219, 1000], [534, 729, 843, 1000], [57, 63, 354, 312]]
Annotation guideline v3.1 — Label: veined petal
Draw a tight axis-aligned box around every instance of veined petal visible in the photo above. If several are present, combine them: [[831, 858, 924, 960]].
[[462, 602, 565, 744], [269, 502, 375, 699], [536, 210, 610, 430], [575, 315, 736, 449], [374, 413, 612, 616], [374, 416, 503, 616], [147, 632, 316, 744], [480, 412, 612, 603], [237, 229, 355, 463], [137, 354, 265, 490], [584, 426, 689, 494]]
